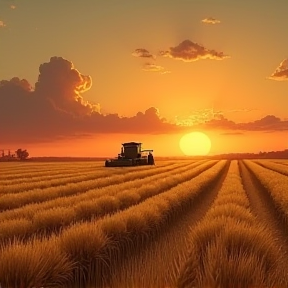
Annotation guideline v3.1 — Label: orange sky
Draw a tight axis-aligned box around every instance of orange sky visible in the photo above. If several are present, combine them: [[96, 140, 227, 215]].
[[0, 1, 287, 157]]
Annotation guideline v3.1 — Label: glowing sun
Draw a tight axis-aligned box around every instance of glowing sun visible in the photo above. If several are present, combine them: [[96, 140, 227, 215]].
[[179, 132, 211, 156]]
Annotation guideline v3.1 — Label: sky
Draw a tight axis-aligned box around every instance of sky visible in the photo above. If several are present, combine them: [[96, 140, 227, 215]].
[[0, 0, 287, 157]]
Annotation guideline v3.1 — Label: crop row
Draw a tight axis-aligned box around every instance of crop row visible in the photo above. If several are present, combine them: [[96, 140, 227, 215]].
[[0, 160, 187, 197], [251, 160, 288, 176], [243, 160, 288, 225], [0, 168, 109, 187], [0, 163, 176, 193], [0, 160, 207, 221], [0, 161, 227, 288], [0, 161, 201, 212], [0, 161, 106, 179], [0, 160, 217, 242], [178, 160, 285, 288]]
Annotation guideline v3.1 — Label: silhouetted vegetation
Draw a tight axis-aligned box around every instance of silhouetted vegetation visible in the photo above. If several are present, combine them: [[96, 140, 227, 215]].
[[15, 149, 29, 160]]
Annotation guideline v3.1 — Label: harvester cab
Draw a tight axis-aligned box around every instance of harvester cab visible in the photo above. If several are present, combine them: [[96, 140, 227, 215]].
[[105, 142, 154, 167]]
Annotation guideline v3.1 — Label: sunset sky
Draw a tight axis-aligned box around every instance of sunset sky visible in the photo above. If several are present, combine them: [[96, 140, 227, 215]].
[[0, 0, 287, 157]]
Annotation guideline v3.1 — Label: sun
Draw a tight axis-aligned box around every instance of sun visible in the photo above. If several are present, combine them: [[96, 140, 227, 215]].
[[179, 132, 211, 156]]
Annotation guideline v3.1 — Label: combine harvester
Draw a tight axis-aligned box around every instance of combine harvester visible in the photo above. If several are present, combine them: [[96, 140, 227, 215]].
[[105, 142, 155, 167]]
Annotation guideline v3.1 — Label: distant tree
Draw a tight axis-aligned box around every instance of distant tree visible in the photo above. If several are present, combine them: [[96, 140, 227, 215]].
[[15, 149, 29, 160]]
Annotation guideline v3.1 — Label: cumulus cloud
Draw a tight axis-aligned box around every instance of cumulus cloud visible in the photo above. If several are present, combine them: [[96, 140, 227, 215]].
[[34, 56, 98, 116], [159, 39, 229, 62], [132, 48, 155, 59], [269, 59, 288, 81], [0, 21, 6, 27], [0, 57, 286, 145], [0, 57, 180, 144], [202, 17, 221, 24]]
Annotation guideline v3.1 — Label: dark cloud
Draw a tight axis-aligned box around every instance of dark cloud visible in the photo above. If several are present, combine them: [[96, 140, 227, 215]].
[[202, 17, 221, 24], [0, 57, 180, 144], [132, 48, 155, 59], [35, 56, 97, 116], [159, 39, 229, 62], [269, 59, 288, 81], [0, 57, 286, 145]]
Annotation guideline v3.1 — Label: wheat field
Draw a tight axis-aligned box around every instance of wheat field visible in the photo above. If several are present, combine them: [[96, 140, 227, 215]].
[[0, 159, 288, 288]]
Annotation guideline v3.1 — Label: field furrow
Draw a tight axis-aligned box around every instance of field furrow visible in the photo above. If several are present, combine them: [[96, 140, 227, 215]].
[[0, 162, 106, 179], [177, 160, 287, 288], [0, 160, 216, 243], [0, 161, 177, 194], [243, 160, 288, 225], [0, 161, 177, 181], [252, 159, 288, 176], [109, 161, 230, 288], [0, 160, 227, 288], [239, 161, 288, 268]]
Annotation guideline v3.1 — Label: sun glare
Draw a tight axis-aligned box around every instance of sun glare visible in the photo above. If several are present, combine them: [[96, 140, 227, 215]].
[[179, 132, 211, 156]]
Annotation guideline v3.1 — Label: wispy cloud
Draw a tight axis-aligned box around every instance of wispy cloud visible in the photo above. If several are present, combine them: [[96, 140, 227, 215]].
[[159, 39, 229, 62], [269, 59, 288, 81], [0, 21, 6, 27], [132, 48, 155, 59], [142, 63, 171, 74], [221, 132, 244, 136], [175, 109, 288, 132], [10, 5, 16, 9], [202, 17, 221, 24]]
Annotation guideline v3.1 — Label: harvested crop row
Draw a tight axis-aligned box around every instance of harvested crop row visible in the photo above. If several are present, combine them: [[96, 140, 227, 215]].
[[243, 160, 288, 225], [0, 161, 180, 185], [0, 160, 204, 222], [0, 162, 105, 179], [0, 160, 217, 242], [0, 167, 114, 186], [0, 160, 175, 180], [177, 160, 285, 288], [0, 161, 227, 288], [0, 161, 201, 211], [251, 160, 288, 176], [0, 160, 176, 186], [0, 160, 180, 195]]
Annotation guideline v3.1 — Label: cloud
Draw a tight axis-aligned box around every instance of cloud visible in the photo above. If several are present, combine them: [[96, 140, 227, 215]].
[[200, 114, 288, 132], [10, 5, 16, 9], [0, 57, 286, 145], [0, 57, 180, 144], [176, 109, 288, 132], [202, 17, 221, 24], [221, 132, 244, 136], [34, 56, 98, 116], [159, 40, 229, 62], [269, 59, 288, 81], [160, 70, 172, 75], [142, 63, 171, 74], [0, 21, 6, 27], [132, 48, 155, 59]]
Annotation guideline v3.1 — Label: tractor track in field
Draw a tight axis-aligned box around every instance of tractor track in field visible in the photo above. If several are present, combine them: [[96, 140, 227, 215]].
[[108, 160, 231, 288], [239, 160, 288, 268]]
